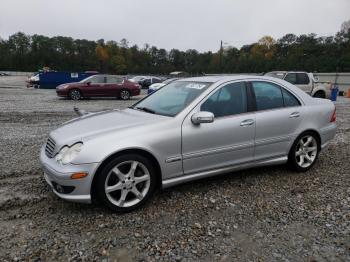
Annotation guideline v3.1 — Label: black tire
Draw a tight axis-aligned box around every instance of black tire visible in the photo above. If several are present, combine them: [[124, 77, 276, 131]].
[[96, 154, 156, 212], [313, 91, 326, 99], [288, 131, 320, 172], [69, 89, 82, 100], [119, 89, 131, 100]]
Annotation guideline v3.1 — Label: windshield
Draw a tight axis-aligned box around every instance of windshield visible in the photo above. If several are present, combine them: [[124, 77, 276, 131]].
[[132, 81, 211, 117], [80, 75, 95, 83]]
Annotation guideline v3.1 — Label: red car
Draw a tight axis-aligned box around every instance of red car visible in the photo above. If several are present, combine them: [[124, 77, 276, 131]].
[[56, 75, 141, 100]]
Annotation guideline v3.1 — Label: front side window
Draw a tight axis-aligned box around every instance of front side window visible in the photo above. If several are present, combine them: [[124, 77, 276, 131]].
[[132, 81, 211, 117], [201, 82, 247, 118], [252, 81, 284, 111], [296, 73, 310, 85], [284, 73, 297, 84], [81, 75, 105, 84]]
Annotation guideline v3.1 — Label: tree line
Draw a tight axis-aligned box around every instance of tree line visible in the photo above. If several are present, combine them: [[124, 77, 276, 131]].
[[0, 21, 349, 75]]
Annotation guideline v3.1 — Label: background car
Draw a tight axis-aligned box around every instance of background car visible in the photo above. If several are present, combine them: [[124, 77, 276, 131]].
[[148, 78, 179, 94], [265, 71, 331, 99], [129, 75, 147, 84], [56, 74, 141, 100], [140, 76, 162, 89], [41, 75, 336, 212]]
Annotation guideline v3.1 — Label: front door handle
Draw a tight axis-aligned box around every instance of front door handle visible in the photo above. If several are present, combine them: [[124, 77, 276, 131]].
[[289, 112, 300, 118], [240, 119, 255, 126]]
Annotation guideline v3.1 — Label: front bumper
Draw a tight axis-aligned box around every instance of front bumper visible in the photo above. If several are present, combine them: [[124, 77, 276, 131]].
[[40, 146, 98, 203], [56, 89, 68, 97]]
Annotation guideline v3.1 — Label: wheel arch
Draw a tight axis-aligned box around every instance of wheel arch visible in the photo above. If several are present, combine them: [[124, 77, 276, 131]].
[[312, 89, 326, 98], [90, 148, 162, 202], [289, 129, 322, 154]]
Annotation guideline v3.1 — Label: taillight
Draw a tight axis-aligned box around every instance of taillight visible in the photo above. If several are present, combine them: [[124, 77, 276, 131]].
[[330, 108, 336, 122]]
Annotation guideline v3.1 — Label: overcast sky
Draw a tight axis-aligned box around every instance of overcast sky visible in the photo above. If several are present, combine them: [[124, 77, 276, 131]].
[[0, 0, 349, 52]]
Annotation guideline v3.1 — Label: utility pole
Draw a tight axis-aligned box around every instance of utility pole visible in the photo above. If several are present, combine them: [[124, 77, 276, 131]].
[[219, 40, 223, 73]]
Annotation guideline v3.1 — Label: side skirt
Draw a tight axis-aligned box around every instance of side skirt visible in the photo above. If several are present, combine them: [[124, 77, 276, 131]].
[[162, 156, 288, 189]]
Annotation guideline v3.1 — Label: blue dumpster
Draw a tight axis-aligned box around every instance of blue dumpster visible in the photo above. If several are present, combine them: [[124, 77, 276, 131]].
[[37, 71, 98, 89], [331, 84, 339, 101]]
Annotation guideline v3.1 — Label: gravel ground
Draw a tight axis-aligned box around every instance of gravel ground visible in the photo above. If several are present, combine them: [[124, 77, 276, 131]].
[[0, 84, 349, 261]]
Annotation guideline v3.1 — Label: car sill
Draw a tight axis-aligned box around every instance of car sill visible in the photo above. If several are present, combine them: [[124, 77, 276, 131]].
[[162, 156, 287, 189]]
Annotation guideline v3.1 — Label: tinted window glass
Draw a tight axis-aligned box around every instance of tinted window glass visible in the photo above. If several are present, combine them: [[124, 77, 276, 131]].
[[106, 76, 123, 84], [284, 73, 297, 84], [252, 82, 284, 110], [282, 89, 301, 107], [201, 82, 247, 117], [296, 73, 310, 85], [90, 75, 105, 84]]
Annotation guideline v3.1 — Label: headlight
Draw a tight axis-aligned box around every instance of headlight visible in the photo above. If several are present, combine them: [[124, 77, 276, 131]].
[[55, 142, 83, 165]]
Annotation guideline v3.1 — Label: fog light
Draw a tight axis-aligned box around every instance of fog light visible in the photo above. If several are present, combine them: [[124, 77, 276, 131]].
[[56, 184, 64, 193], [71, 172, 88, 180]]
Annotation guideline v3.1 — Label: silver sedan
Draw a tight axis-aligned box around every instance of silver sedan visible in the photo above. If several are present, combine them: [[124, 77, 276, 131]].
[[40, 76, 337, 212]]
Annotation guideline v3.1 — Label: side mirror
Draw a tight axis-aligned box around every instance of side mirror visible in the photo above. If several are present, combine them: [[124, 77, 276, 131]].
[[191, 111, 214, 125], [86, 81, 91, 86]]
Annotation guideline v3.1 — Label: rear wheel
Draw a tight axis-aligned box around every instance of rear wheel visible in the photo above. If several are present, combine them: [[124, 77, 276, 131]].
[[120, 90, 131, 100], [96, 154, 156, 212], [313, 91, 325, 98], [288, 132, 320, 172], [69, 89, 82, 100]]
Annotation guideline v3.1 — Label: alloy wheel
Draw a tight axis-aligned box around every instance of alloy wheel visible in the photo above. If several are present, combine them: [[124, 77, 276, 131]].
[[120, 90, 130, 100], [295, 135, 318, 168], [104, 161, 150, 207], [70, 90, 81, 100]]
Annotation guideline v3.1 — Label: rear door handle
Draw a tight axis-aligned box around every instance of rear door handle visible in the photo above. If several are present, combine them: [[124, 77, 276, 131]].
[[289, 112, 300, 118], [240, 119, 255, 126]]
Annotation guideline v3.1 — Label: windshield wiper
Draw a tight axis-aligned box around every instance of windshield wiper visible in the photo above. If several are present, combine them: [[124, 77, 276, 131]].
[[135, 107, 156, 114]]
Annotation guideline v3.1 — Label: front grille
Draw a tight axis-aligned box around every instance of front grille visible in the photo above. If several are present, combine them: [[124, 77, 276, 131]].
[[45, 137, 56, 158]]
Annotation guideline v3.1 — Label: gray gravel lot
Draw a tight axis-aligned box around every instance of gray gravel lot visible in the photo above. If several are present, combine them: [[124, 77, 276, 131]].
[[0, 82, 349, 261]]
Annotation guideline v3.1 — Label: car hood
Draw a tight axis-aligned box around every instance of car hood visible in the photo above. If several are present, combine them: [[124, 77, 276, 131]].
[[50, 108, 166, 146]]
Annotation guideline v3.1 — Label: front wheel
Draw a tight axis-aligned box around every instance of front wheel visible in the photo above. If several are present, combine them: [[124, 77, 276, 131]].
[[69, 89, 82, 100], [288, 132, 320, 172], [313, 91, 326, 99], [96, 154, 156, 212]]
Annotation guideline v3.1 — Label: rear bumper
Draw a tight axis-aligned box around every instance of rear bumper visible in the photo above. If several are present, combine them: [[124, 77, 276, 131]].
[[320, 123, 337, 148], [40, 146, 98, 203], [131, 89, 141, 96]]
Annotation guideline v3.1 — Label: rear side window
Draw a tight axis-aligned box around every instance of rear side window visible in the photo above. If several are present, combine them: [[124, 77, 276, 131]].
[[282, 89, 301, 107], [284, 73, 297, 84], [296, 73, 310, 85], [201, 82, 247, 117], [106, 76, 123, 84], [252, 82, 284, 111]]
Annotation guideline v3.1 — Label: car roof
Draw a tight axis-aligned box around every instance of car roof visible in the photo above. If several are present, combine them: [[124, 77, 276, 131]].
[[177, 75, 281, 83], [266, 71, 309, 74]]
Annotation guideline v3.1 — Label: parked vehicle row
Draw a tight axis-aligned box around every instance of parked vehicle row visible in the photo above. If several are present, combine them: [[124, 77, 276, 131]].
[[41, 75, 336, 212], [56, 74, 141, 100]]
